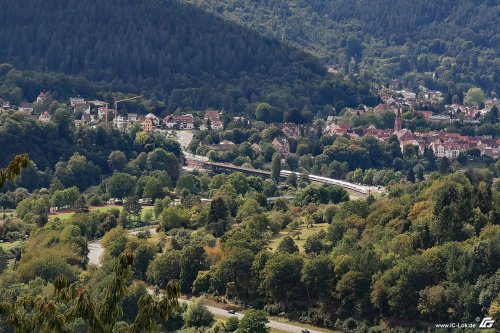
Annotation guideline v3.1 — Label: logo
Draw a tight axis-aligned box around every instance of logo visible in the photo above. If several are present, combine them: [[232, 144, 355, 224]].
[[479, 317, 495, 328]]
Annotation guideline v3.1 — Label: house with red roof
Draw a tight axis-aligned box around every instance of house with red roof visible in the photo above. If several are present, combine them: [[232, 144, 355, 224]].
[[36, 92, 47, 104], [324, 123, 351, 135], [164, 114, 194, 129], [374, 103, 397, 115], [416, 110, 433, 119], [39, 111, 51, 122]]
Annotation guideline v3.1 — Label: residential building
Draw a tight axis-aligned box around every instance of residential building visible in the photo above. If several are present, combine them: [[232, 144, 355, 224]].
[[18, 102, 34, 113], [70, 97, 85, 107], [74, 102, 91, 115], [142, 117, 155, 132], [204, 109, 223, 130], [428, 115, 451, 124], [36, 92, 47, 104], [279, 123, 301, 138], [416, 110, 433, 120], [324, 123, 352, 136], [210, 140, 236, 152], [210, 119, 224, 131], [81, 113, 95, 123], [39, 111, 51, 122], [429, 141, 469, 159], [128, 114, 138, 122], [204, 109, 220, 122], [113, 116, 128, 130], [164, 114, 194, 129], [251, 143, 261, 154], [144, 113, 160, 127], [98, 107, 110, 120], [374, 103, 397, 115], [272, 136, 290, 154]]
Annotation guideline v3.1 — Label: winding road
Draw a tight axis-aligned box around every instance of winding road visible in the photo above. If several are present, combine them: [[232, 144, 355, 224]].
[[87, 228, 157, 266], [180, 300, 325, 333], [88, 240, 105, 266]]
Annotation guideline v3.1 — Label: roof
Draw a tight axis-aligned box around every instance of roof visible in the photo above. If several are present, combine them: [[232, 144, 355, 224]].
[[20, 102, 33, 108], [417, 110, 433, 119], [211, 119, 224, 127], [272, 136, 289, 146], [204, 109, 220, 120], [70, 97, 86, 106], [374, 103, 395, 112], [73, 102, 91, 110], [164, 114, 194, 122], [145, 113, 158, 119]]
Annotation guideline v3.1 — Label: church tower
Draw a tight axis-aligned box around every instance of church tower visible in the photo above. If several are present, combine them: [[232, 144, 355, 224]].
[[394, 108, 402, 131]]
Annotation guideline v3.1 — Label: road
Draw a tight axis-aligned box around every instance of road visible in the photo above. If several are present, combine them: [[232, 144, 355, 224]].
[[87, 228, 157, 266], [175, 298, 323, 333], [183, 150, 208, 162], [171, 129, 208, 162], [87, 240, 104, 266], [175, 130, 194, 149]]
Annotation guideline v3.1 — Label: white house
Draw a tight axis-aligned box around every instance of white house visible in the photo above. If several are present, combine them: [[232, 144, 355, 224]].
[[113, 116, 128, 130], [18, 102, 34, 113], [70, 97, 85, 107]]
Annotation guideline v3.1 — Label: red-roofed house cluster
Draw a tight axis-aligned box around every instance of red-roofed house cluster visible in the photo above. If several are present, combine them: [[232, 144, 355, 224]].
[[325, 108, 500, 159]]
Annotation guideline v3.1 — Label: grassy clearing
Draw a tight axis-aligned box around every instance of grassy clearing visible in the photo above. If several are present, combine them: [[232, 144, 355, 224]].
[[267, 223, 329, 252], [0, 240, 22, 251], [49, 206, 154, 221], [146, 231, 162, 247]]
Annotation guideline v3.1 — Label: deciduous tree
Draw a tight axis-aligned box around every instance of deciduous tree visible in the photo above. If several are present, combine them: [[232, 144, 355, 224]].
[[0, 154, 30, 188]]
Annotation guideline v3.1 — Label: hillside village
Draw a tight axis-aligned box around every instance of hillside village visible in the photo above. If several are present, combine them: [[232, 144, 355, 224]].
[[1, 84, 499, 163]]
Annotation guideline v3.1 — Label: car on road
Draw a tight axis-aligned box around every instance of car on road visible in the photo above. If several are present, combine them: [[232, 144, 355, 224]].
[[301, 329, 310, 333], [227, 309, 236, 314]]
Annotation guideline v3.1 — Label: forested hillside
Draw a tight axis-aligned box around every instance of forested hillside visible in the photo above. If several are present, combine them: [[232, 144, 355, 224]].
[[0, 0, 377, 113], [185, 0, 500, 99]]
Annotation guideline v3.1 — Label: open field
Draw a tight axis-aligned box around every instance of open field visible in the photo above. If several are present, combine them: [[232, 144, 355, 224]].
[[267, 223, 329, 252], [49, 205, 154, 220], [145, 231, 162, 247], [0, 240, 22, 251]]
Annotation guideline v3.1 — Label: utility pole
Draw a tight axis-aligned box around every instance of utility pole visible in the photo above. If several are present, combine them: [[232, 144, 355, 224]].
[[104, 102, 109, 127], [113, 95, 142, 118], [104, 95, 142, 127]]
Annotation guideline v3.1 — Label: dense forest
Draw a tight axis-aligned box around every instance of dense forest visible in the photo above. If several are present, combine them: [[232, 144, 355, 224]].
[[185, 0, 500, 99], [1, 111, 500, 331], [2, 129, 500, 331], [0, 0, 378, 114]]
